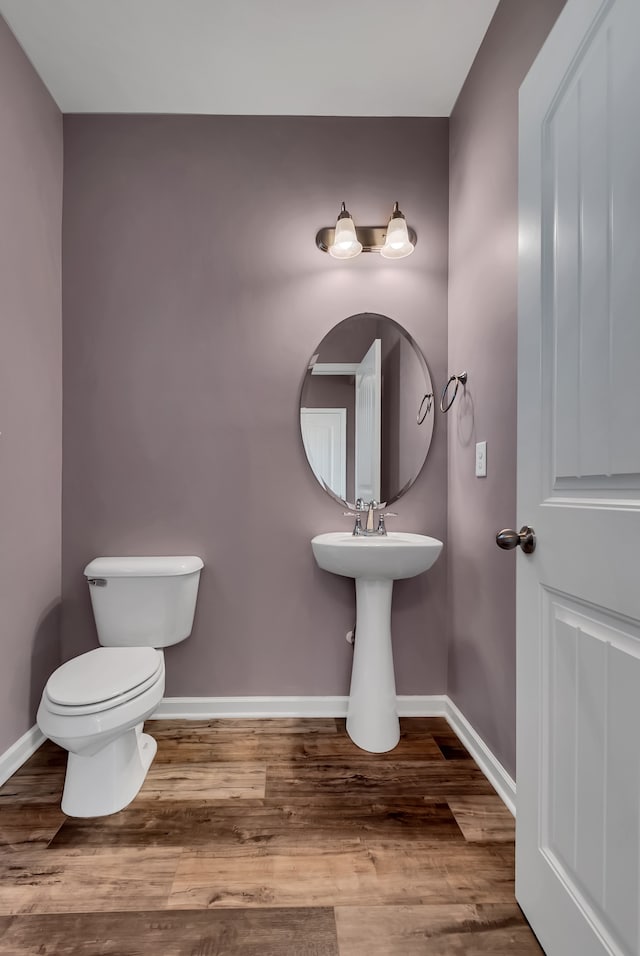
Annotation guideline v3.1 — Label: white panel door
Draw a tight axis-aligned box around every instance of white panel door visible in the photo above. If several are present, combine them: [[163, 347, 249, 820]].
[[300, 408, 347, 500], [355, 338, 381, 504], [518, 1, 640, 954]]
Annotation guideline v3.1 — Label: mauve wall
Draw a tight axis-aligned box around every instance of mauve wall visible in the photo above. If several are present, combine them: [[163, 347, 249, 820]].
[[0, 18, 63, 751], [62, 116, 449, 698], [447, 0, 566, 775]]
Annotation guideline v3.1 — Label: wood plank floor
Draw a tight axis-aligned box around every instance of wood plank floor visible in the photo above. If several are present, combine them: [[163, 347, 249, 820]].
[[0, 717, 542, 955]]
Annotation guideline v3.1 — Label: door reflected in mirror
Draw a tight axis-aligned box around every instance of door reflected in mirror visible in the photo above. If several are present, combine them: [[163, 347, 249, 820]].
[[299, 313, 434, 508]]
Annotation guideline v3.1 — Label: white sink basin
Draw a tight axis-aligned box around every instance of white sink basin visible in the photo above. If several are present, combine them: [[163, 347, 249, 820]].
[[311, 531, 442, 581], [311, 530, 443, 754]]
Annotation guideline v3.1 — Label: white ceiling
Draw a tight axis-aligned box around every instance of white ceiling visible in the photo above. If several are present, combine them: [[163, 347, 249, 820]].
[[0, 0, 500, 116]]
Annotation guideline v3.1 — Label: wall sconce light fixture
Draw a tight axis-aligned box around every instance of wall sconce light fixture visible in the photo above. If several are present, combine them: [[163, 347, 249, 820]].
[[316, 202, 416, 259], [380, 202, 415, 259], [329, 202, 363, 259]]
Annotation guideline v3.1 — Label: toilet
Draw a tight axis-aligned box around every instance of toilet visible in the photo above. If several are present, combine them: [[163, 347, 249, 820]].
[[37, 555, 203, 818]]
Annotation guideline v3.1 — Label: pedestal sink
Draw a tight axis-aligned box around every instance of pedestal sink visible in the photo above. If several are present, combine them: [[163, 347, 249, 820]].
[[311, 531, 443, 753]]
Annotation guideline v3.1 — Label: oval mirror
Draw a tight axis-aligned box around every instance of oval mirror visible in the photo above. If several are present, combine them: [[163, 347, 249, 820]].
[[299, 313, 434, 508]]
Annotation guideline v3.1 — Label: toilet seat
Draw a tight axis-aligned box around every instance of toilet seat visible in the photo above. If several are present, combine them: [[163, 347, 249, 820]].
[[44, 647, 164, 716]]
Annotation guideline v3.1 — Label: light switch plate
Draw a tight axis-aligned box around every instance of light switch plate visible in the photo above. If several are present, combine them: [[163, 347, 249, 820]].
[[475, 441, 487, 477]]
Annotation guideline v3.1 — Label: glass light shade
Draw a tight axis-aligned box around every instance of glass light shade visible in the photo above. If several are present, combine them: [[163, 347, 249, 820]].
[[380, 214, 414, 259], [329, 215, 362, 259]]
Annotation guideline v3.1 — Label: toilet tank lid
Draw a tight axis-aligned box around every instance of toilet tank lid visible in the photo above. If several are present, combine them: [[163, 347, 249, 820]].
[[84, 556, 204, 578]]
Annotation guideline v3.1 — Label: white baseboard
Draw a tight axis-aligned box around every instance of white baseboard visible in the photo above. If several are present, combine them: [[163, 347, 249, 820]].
[[150, 694, 449, 720], [398, 695, 448, 717], [0, 697, 516, 817], [0, 724, 45, 787], [151, 696, 350, 719], [445, 698, 516, 816]]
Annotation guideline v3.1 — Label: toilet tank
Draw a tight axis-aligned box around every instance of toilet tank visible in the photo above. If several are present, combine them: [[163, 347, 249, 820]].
[[84, 556, 204, 648]]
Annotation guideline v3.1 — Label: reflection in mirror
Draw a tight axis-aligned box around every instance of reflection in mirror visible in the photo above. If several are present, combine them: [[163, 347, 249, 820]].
[[300, 313, 434, 508]]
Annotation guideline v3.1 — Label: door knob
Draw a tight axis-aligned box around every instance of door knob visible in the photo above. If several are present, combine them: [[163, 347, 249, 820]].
[[496, 526, 536, 554]]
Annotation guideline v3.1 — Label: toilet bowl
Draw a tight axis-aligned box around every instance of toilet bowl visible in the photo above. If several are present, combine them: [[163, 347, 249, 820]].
[[38, 647, 165, 816], [37, 555, 203, 817]]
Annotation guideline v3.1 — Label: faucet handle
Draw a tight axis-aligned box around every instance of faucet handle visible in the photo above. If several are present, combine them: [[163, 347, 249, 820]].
[[344, 511, 364, 536], [377, 512, 398, 535]]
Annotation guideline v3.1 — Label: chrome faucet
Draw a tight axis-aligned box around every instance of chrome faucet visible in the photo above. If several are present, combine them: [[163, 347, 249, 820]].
[[344, 500, 397, 536]]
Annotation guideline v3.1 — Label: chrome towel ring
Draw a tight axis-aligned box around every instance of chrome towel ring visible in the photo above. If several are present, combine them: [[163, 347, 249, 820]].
[[440, 371, 468, 413], [416, 393, 433, 425]]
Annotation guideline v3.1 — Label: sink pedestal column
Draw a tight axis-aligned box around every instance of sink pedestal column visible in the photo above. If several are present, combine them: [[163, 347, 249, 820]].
[[346, 578, 400, 753]]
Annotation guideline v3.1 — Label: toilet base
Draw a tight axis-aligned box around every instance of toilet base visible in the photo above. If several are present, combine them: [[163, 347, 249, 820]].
[[61, 724, 157, 817]]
